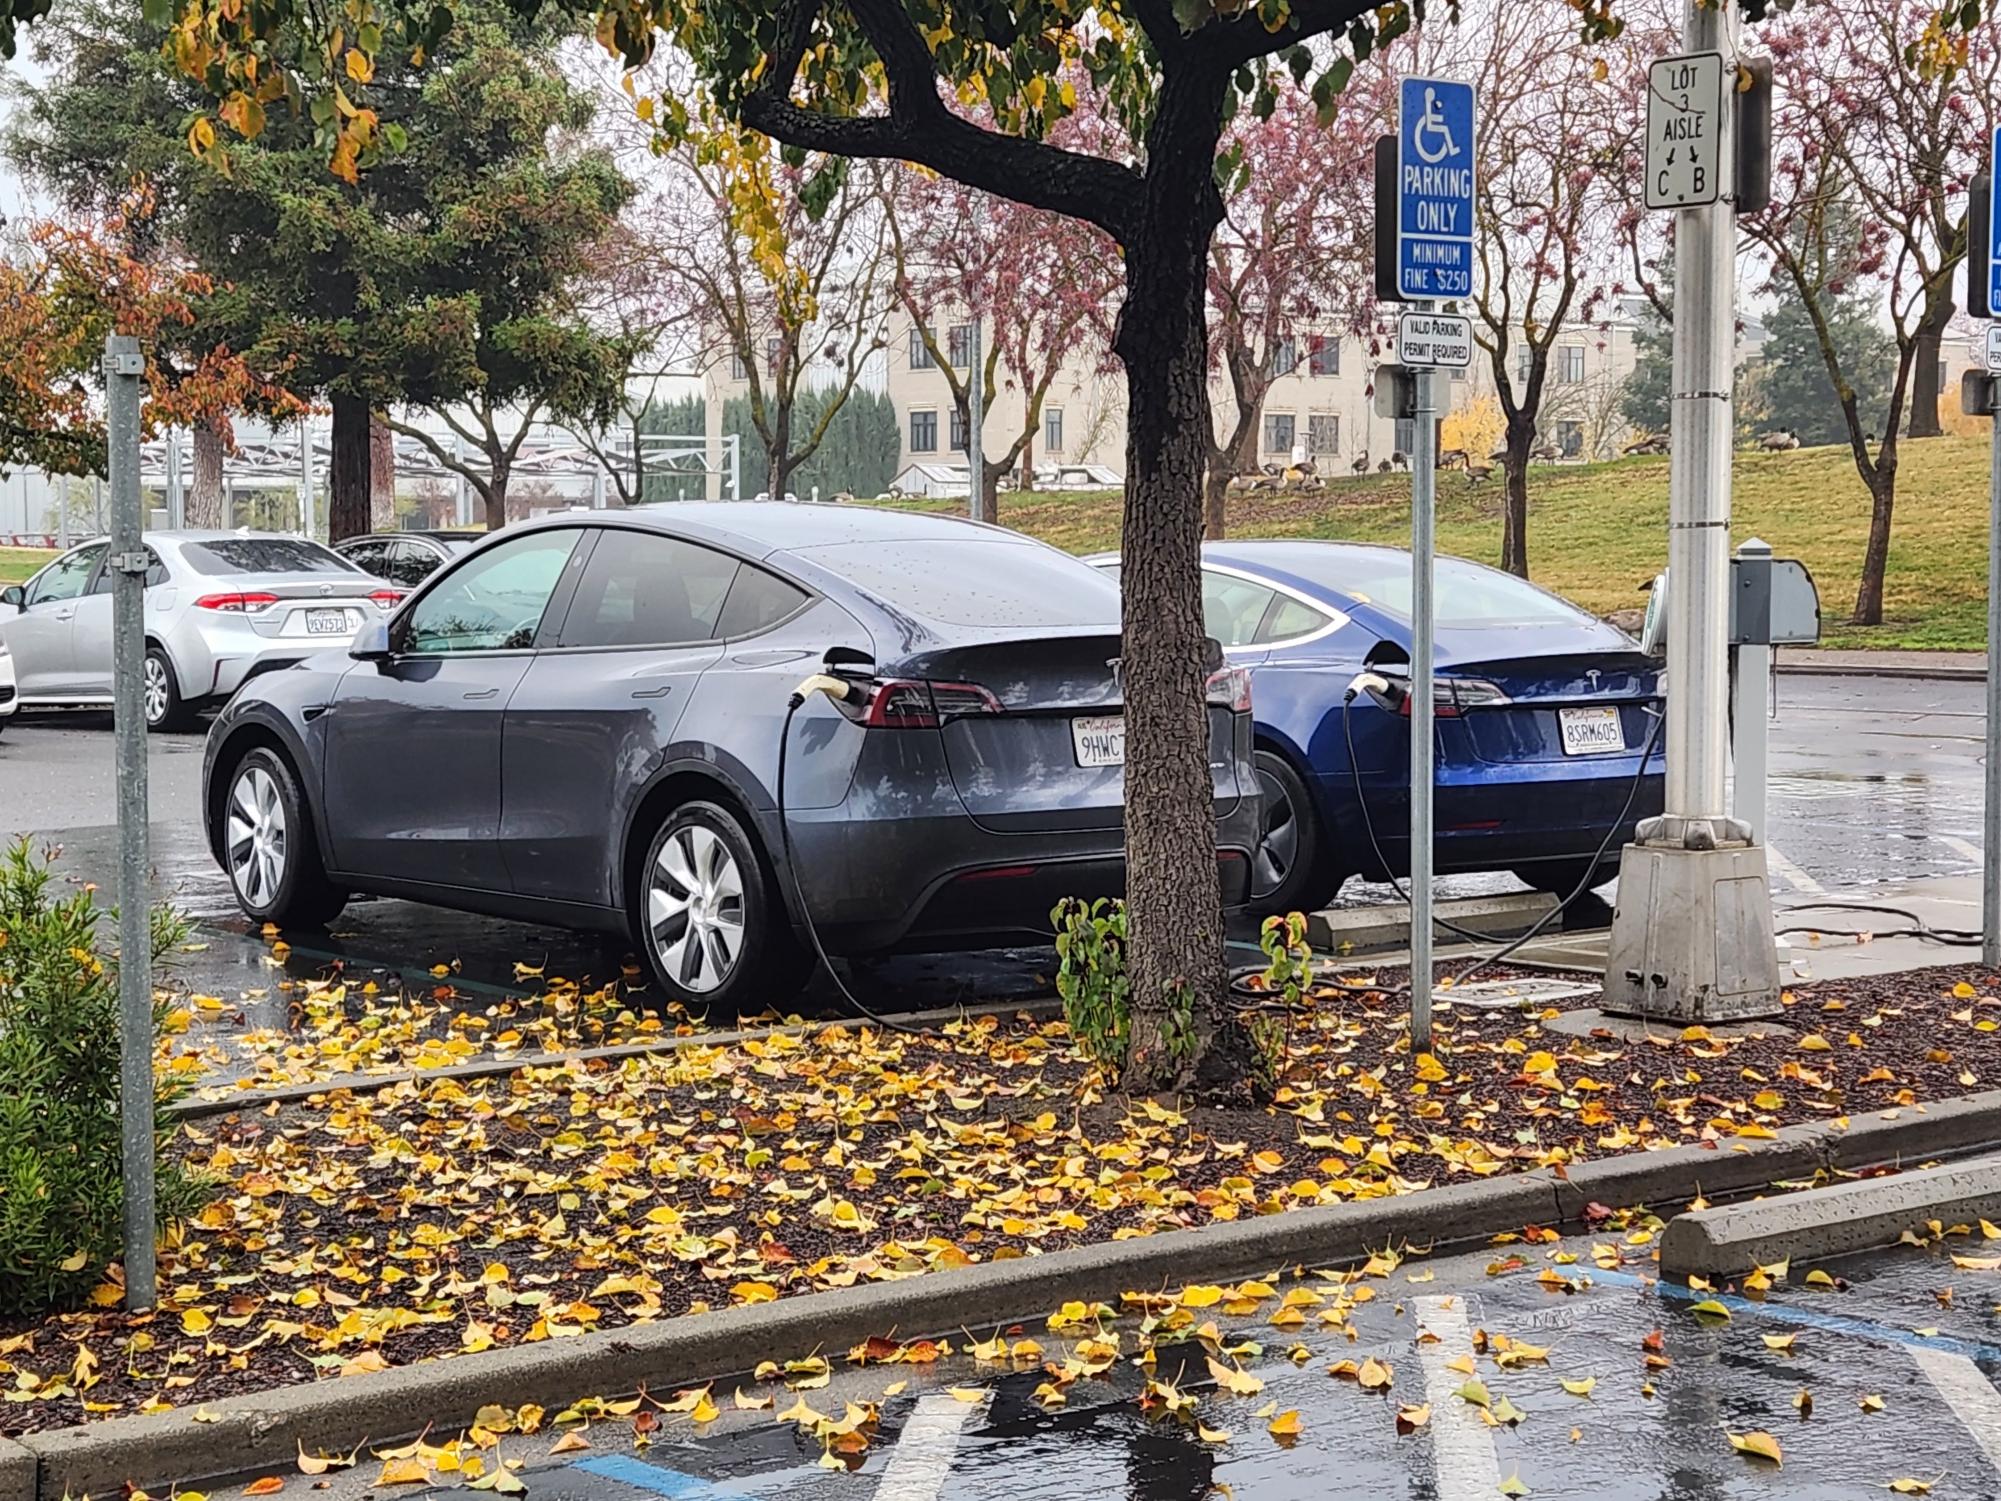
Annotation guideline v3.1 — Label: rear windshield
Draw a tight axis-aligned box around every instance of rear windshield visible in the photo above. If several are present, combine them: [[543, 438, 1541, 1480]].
[[797, 539, 1119, 628], [1274, 551, 1592, 628], [183, 539, 359, 576]]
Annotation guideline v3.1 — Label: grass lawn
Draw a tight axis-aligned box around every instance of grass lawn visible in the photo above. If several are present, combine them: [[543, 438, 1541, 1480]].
[[897, 434, 1994, 651], [0, 547, 55, 587]]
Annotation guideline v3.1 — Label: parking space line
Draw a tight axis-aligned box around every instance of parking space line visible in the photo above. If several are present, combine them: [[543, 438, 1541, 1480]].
[[872, 1390, 992, 1501], [1937, 835, 1983, 863], [571, 1453, 756, 1499], [1910, 1346, 2001, 1479], [1765, 845, 1826, 894], [1412, 1295, 1503, 1500]]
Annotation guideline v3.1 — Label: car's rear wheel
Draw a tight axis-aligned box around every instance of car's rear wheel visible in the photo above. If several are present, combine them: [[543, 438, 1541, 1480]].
[[633, 801, 810, 1010], [1513, 858, 1621, 899], [1251, 749, 1338, 918], [223, 747, 347, 928], [144, 647, 195, 733]]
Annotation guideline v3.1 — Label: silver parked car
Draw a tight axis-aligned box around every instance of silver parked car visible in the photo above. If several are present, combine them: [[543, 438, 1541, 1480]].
[[0, 532, 406, 730]]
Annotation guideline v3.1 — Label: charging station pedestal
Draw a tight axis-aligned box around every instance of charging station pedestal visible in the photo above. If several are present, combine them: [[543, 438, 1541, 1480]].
[[1600, 833, 1782, 1023]]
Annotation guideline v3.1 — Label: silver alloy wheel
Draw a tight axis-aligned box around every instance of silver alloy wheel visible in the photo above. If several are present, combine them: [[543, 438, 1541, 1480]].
[[226, 765, 287, 909], [143, 655, 170, 725], [648, 823, 745, 993]]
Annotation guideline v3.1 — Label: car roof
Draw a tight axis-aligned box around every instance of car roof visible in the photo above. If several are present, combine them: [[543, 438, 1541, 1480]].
[[336, 530, 481, 543], [507, 501, 1015, 560]]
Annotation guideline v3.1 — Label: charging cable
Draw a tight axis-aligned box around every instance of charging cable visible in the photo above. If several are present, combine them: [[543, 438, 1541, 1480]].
[[776, 676, 927, 1036]]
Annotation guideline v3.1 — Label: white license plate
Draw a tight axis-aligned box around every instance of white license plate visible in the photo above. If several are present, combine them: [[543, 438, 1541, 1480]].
[[304, 608, 351, 635], [1071, 714, 1126, 768], [1559, 705, 1625, 755]]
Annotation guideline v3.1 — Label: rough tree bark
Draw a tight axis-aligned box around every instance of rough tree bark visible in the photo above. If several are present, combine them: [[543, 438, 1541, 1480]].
[[484, 464, 511, 533], [1500, 416, 1534, 578], [327, 392, 372, 543], [369, 413, 398, 527], [1906, 294, 1952, 440], [188, 418, 226, 527], [1114, 64, 1255, 1099]]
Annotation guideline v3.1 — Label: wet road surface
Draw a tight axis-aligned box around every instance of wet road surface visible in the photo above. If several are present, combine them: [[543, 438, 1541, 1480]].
[[0, 671, 1988, 1078], [192, 1228, 2001, 1500]]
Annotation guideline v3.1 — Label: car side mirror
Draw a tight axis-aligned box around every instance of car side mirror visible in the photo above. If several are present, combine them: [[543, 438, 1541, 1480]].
[[1638, 571, 1668, 656], [0, 586, 22, 614], [350, 617, 392, 662]]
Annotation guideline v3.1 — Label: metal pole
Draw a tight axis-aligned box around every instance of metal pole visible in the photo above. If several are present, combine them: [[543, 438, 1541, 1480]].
[[1409, 341, 1438, 1047], [729, 434, 741, 501], [298, 420, 316, 540], [164, 430, 183, 531], [967, 318, 986, 522], [1985, 404, 2001, 968], [1731, 538, 1772, 845], [102, 334, 156, 1311], [1664, 0, 1739, 826]]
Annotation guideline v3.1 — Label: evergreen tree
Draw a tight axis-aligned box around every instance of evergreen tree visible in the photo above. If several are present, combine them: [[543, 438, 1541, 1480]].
[[1756, 294, 1896, 449], [1621, 310, 1672, 439]]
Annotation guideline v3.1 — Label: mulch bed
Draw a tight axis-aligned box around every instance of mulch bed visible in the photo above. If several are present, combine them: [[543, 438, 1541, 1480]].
[[5, 961, 1998, 1434]]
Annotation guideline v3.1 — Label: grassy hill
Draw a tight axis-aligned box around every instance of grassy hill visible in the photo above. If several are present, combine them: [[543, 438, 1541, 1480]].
[[902, 433, 1995, 651], [0, 549, 53, 588]]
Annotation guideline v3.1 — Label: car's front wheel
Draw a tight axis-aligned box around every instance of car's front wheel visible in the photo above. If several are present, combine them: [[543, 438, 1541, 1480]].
[[222, 747, 347, 928], [633, 801, 810, 1010], [144, 647, 195, 733]]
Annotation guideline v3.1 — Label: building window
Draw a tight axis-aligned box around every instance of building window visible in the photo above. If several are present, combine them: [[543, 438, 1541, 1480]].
[[909, 328, 935, 370], [1514, 346, 1532, 385], [1044, 407, 1064, 453], [1307, 414, 1340, 456], [1263, 412, 1296, 454], [1308, 337, 1339, 377], [766, 336, 783, 376], [1269, 337, 1298, 377], [950, 408, 969, 452], [1557, 345, 1586, 385], [1556, 419, 1584, 457], [1394, 417, 1416, 457], [730, 350, 748, 381], [947, 323, 975, 368], [910, 409, 938, 453]]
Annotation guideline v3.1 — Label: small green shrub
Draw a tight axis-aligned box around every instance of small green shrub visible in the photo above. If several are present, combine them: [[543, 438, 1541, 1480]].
[[0, 838, 202, 1314], [1052, 896, 1131, 1078], [1258, 912, 1316, 1007]]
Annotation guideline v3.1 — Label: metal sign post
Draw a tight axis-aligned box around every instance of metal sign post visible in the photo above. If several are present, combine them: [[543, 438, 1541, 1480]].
[[1983, 153, 2001, 971], [103, 334, 157, 1311], [1602, 1, 1781, 1023], [1392, 76, 1474, 1047]]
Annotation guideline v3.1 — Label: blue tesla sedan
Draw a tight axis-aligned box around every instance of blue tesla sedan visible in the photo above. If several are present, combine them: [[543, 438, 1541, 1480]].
[[1090, 541, 1664, 915]]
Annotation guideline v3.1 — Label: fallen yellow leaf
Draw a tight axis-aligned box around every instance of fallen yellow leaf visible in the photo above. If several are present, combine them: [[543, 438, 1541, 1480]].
[[1268, 1409, 1302, 1437], [1728, 1430, 1783, 1465]]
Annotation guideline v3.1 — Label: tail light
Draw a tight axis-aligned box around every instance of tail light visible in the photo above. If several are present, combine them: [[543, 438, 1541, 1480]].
[[368, 589, 406, 611], [860, 679, 1003, 729], [194, 592, 279, 614], [1368, 675, 1512, 718], [1206, 664, 1253, 712]]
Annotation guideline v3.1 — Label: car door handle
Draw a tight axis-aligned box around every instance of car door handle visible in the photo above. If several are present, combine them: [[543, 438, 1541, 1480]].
[[631, 685, 673, 700], [463, 687, 500, 701], [52, 609, 73, 621]]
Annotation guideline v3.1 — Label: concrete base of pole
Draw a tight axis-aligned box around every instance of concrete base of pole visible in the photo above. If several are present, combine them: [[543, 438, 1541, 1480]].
[[1599, 840, 1784, 1022]]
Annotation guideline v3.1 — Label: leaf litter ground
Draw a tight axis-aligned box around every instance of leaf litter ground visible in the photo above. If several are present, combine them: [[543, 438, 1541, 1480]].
[[8, 960, 2001, 1435]]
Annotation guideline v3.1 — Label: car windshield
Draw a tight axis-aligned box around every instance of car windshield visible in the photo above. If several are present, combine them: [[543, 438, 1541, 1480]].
[[1269, 550, 1591, 628], [798, 539, 1118, 628], [183, 539, 359, 576]]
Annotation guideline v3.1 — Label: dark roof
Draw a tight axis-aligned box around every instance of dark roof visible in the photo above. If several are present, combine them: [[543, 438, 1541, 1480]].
[[515, 501, 1014, 560]]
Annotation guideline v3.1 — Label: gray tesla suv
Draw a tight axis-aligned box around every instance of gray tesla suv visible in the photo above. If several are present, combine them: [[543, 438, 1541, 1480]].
[[202, 504, 1260, 1007]]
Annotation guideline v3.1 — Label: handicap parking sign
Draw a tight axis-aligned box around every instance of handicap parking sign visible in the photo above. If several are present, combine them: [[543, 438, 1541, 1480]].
[[1397, 76, 1476, 301]]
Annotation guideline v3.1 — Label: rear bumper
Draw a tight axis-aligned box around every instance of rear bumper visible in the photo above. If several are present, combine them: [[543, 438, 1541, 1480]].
[[170, 617, 356, 704]]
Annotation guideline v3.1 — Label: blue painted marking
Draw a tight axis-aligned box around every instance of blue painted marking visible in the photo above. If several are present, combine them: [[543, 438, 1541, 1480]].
[[1397, 75, 1477, 300], [569, 1454, 757, 1501], [1989, 125, 2001, 316], [1590, 1265, 2001, 1365]]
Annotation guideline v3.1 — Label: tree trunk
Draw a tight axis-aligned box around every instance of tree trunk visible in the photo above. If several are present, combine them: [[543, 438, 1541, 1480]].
[[188, 418, 226, 527], [328, 392, 372, 543], [1020, 434, 1035, 493], [1852, 466, 1895, 626], [1202, 463, 1231, 541], [484, 462, 511, 534], [1907, 296, 1951, 439], [1501, 419, 1534, 578], [1112, 87, 1254, 1102], [978, 458, 1003, 524], [369, 413, 398, 527]]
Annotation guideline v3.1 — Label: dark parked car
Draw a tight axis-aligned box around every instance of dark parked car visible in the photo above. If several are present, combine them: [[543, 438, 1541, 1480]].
[[205, 504, 1260, 1007], [332, 530, 482, 588], [1090, 541, 1664, 915]]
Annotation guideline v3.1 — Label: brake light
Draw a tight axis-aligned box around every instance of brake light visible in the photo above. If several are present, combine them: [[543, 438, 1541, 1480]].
[[859, 679, 1003, 729], [1378, 676, 1513, 717], [1206, 664, 1253, 712], [194, 592, 279, 614], [368, 589, 405, 611]]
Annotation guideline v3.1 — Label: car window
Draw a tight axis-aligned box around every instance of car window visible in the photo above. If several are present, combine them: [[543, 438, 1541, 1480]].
[[403, 531, 580, 654], [794, 539, 1118, 628], [339, 540, 391, 575], [184, 539, 358, 576], [559, 531, 740, 648], [85, 545, 168, 594], [26, 544, 106, 606], [384, 540, 444, 588], [1258, 594, 1336, 644], [1202, 571, 1279, 648], [1275, 550, 1596, 628], [715, 565, 809, 639]]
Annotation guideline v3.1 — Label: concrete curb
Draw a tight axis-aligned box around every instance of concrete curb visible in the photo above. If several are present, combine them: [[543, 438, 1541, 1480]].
[[1659, 1150, 2001, 1278], [173, 994, 1065, 1121], [1774, 662, 1984, 682], [0, 1441, 32, 1501], [25, 1088, 2001, 1496]]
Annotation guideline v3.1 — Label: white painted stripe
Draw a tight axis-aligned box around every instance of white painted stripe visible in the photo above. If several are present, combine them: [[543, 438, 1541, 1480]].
[[873, 1391, 989, 1501], [1910, 1345, 2001, 1479], [1766, 845, 1826, 894], [1413, 1295, 1503, 1499], [1938, 834, 1983, 864]]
